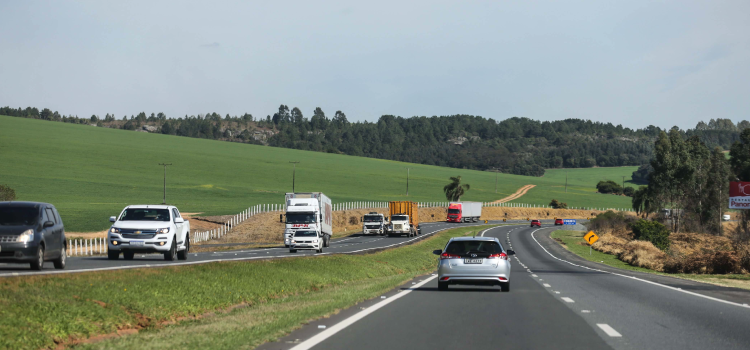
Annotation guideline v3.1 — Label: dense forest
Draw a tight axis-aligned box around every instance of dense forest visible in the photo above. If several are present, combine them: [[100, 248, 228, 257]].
[[2, 105, 748, 176]]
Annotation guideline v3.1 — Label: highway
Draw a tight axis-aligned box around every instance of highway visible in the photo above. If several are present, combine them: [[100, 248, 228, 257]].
[[0, 220, 517, 277], [259, 224, 750, 350]]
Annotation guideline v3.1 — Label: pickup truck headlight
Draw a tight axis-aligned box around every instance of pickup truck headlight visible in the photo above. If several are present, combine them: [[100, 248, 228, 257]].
[[157, 228, 170, 234], [110, 227, 120, 234], [291, 240, 296, 244]]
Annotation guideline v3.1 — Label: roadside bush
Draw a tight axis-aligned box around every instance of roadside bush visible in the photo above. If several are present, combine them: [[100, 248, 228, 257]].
[[596, 180, 623, 195], [549, 199, 568, 209], [0, 184, 15, 201], [623, 186, 635, 197], [631, 219, 670, 251], [348, 216, 359, 225], [587, 210, 634, 237]]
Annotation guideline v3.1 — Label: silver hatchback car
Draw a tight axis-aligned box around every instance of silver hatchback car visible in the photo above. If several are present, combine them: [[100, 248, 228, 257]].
[[433, 236, 514, 292]]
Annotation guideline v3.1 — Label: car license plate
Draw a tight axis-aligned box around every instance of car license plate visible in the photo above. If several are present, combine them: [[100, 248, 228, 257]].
[[464, 258, 483, 264], [130, 241, 144, 246]]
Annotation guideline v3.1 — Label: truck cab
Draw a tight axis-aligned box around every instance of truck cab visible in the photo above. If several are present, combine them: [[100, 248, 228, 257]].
[[447, 203, 463, 222], [362, 212, 386, 235], [107, 205, 190, 261], [388, 214, 413, 237]]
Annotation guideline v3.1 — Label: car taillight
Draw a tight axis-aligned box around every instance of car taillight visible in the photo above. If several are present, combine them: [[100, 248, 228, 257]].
[[489, 253, 508, 260], [440, 252, 461, 260]]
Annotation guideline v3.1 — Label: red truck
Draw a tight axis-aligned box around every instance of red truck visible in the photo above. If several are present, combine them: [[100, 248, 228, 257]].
[[446, 202, 483, 223]]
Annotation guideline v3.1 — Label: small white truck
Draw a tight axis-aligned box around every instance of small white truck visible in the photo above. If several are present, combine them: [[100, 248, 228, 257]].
[[362, 212, 386, 235], [107, 205, 190, 261]]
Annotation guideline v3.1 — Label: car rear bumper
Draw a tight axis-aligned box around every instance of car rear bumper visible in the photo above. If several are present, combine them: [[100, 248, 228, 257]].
[[0, 243, 39, 262], [438, 275, 510, 285]]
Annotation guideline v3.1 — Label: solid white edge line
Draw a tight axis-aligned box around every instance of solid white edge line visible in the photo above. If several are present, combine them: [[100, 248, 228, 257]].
[[529, 228, 750, 310], [290, 275, 439, 350], [597, 324, 622, 337]]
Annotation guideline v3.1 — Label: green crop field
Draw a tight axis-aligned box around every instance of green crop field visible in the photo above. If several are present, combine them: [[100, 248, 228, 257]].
[[0, 116, 637, 232]]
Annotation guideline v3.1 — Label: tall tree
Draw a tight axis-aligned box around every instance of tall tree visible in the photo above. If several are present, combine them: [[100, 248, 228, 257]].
[[443, 176, 470, 201], [703, 147, 731, 234], [648, 130, 692, 232], [730, 129, 750, 241]]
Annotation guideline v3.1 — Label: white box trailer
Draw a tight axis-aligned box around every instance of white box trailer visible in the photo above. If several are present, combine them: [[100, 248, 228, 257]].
[[448, 201, 482, 222], [283, 192, 333, 247]]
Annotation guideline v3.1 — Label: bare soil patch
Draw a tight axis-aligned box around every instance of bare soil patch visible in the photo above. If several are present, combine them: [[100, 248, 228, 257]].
[[492, 184, 536, 203]]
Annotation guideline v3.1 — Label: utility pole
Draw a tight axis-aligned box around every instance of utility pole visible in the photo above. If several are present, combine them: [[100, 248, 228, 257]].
[[406, 168, 410, 196], [158, 163, 172, 204], [290, 161, 300, 192]]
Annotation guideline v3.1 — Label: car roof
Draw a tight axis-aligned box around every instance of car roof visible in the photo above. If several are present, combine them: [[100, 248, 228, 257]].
[[0, 201, 52, 208], [126, 205, 173, 209], [449, 236, 499, 242]]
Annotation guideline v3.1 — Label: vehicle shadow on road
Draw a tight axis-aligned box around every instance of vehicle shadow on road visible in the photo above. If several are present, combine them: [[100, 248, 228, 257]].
[[407, 286, 501, 293]]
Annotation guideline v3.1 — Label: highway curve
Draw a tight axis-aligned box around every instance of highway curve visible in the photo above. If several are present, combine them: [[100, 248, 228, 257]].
[[0, 221, 516, 278], [260, 224, 750, 350]]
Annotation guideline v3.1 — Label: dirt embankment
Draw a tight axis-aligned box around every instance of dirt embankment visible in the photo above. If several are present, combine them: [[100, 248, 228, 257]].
[[480, 207, 607, 221]]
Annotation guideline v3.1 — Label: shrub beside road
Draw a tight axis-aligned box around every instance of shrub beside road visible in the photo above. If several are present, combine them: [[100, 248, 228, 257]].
[[0, 225, 494, 350]]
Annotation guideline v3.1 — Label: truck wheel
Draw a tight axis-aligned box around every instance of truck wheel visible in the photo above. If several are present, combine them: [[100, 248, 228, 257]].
[[164, 240, 177, 261], [53, 246, 66, 270], [108, 250, 119, 260], [326, 237, 330, 247], [123, 252, 135, 260], [177, 237, 189, 260], [30, 245, 44, 271]]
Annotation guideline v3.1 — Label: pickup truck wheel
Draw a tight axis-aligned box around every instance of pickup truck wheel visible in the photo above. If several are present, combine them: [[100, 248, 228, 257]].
[[123, 252, 135, 260], [177, 237, 189, 260], [164, 240, 177, 261], [317, 247, 323, 253], [53, 246, 66, 269], [30, 245, 44, 271], [289, 249, 297, 253], [108, 251, 119, 260]]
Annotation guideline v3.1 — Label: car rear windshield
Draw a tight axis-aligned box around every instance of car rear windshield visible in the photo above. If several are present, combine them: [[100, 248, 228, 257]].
[[120, 209, 170, 221], [294, 231, 318, 237], [391, 215, 408, 221], [363, 216, 382, 222], [0, 207, 39, 226], [448, 209, 460, 214], [445, 241, 503, 255], [532, 220, 540, 222]]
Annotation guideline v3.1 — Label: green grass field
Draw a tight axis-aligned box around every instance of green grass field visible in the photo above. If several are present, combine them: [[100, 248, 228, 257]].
[[1, 116, 636, 231]]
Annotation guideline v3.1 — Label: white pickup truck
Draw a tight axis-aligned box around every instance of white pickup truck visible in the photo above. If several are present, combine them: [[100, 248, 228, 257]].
[[107, 205, 190, 261]]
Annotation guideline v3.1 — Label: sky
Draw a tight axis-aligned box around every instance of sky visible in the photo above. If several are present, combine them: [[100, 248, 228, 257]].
[[1, 0, 748, 130]]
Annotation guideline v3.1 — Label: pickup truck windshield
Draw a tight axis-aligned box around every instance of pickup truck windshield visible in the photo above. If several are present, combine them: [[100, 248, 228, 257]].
[[448, 209, 460, 214], [391, 215, 408, 221], [363, 216, 382, 222], [120, 209, 170, 221], [286, 213, 316, 224], [294, 231, 318, 237], [0, 207, 39, 226]]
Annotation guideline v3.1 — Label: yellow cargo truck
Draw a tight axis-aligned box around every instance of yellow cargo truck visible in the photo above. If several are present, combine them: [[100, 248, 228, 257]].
[[387, 201, 421, 237]]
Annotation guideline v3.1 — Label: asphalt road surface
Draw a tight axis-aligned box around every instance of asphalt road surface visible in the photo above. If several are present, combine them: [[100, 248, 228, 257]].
[[260, 224, 750, 350], [0, 220, 524, 277]]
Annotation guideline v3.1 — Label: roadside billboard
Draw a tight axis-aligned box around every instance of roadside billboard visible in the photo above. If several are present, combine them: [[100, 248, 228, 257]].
[[729, 181, 750, 209]]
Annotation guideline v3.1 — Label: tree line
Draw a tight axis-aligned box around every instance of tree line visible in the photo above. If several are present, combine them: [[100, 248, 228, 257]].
[[2, 104, 748, 177]]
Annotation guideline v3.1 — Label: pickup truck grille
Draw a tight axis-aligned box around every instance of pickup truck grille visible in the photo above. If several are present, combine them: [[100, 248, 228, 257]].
[[0, 235, 19, 243], [119, 229, 157, 234], [122, 234, 156, 239]]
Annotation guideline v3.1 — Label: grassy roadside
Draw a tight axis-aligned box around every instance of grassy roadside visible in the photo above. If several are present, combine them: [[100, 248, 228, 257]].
[[0, 225, 494, 350], [551, 230, 750, 290]]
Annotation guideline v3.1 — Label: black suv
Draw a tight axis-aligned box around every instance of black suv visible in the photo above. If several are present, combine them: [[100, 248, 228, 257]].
[[0, 202, 67, 270]]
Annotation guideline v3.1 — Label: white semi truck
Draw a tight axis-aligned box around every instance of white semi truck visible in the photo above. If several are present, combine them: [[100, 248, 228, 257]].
[[282, 192, 333, 249], [362, 212, 386, 235]]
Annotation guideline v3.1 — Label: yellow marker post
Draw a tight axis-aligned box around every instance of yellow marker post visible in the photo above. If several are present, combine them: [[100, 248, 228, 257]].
[[583, 231, 599, 255], [503, 218, 506, 222], [484, 220, 488, 224]]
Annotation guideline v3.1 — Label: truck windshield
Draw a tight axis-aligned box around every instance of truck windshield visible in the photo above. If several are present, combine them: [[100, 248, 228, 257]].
[[448, 209, 460, 214], [0, 207, 39, 226], [120, 209, 170, 221], [391, 215, 408, 221], [294, 231, 318, 237], [286, 213, 316, 224], [363, 216, 382, 222]]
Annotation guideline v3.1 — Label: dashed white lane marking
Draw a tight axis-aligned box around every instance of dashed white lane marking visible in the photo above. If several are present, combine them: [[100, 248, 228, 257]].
[[543, 283, 551, 288], [597, 324, 622, 337], [532, 274, 538, 277], [561, 297, 575, 303], [528, 228, 750, 310], [582, 310, 591, 313], [290, 275, 438, 350]]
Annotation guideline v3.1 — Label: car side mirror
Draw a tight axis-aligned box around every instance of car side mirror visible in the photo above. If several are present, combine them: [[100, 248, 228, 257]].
[[507, 250, 515, 256], [43, 221, 55, 228], [109, 216, 117, 222], [432, 249, 442, 255], [174, 217, 185, 224]]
